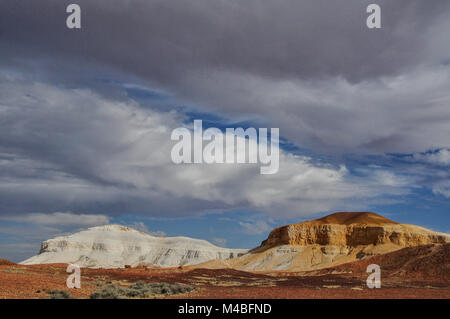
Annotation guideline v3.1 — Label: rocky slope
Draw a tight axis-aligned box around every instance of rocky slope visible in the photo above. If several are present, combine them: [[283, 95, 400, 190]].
[[0, 259, 16, 266], [261, 212, 447, 248], [20, 225, 247, 268], [197, 212, 450, 271], [315, 243, 450, 283]]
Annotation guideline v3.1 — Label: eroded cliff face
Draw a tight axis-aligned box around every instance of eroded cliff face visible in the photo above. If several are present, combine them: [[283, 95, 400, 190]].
[[21, 225, 248, 268], [213, 212, 450, 272], [261, 223, 449, 248]]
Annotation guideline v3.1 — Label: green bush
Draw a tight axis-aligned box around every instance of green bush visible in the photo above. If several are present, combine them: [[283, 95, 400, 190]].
[[90, 281, 195, 299], [47, 290, 71, 299], [90, 285, 120, 299]]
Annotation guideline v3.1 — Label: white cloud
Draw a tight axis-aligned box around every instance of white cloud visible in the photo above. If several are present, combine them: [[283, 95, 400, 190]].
[[0, 75, 416, 218], [412, 149, 450, 166], [181, 64, 450, 155], [211, 237, 227, 247], [2, 0, 449, 159], [129, 221, 149, 233], [239, 220, 273, 235], [432, 180, 450, 198], [1, 212, 109, 227], [148, 230, 166, 237], [128, 222, 166, 237]]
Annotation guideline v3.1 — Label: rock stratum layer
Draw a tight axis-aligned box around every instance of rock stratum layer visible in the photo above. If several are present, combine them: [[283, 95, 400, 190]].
[[198, 212, 450, 271], [20, 225, 247, 268], [261, 212, 447, 248]]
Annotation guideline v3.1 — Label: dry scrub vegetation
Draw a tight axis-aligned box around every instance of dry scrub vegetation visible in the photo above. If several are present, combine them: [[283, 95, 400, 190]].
[[90, 281, 195, 299]]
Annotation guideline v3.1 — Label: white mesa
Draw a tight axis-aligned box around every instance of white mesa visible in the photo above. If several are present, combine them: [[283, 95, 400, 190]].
[[171, 120, 279, 174]]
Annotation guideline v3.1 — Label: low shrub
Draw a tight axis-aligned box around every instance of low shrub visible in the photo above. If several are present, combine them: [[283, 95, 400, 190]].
[[90, 285, 120, 299], [90, 281, 195, 299], [47, 290, 72, 299]]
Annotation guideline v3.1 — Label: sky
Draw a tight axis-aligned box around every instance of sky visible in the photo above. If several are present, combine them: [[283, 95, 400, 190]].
[[0, 0, 449, 262]]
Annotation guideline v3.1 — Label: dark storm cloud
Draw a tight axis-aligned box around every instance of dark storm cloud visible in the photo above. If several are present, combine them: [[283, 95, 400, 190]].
[[1, 0, 449, 155], [0, 75, 416, 218], [0, 0, 448, 82], [0, 0, 449, 220]]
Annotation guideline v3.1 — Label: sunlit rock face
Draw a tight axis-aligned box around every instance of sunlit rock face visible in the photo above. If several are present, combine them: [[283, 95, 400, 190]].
[[262, 212, 449, 248], [201, 212, 450, 272], [21, 225, 248, 268]]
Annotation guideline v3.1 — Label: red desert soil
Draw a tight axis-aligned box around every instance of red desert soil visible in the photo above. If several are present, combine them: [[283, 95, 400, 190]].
[[314, 211, 398, 225], [0, 259, 16, 266], [315, 243, 450, 284], [0, 244, 448, 299]]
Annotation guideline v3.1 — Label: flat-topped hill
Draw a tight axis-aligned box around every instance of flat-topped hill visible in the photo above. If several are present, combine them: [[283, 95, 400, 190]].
[[196, 212, 450, 272], [313, 212, 398, 225]]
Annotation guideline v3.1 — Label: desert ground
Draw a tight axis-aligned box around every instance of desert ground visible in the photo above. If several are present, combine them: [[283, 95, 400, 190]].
[[1, 244, 449, 299]]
